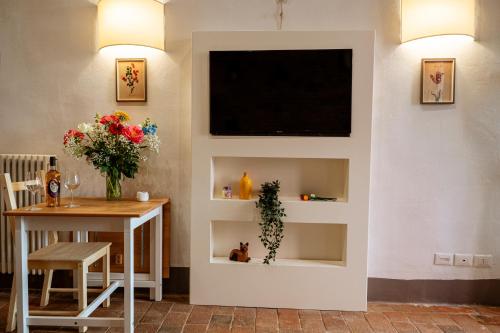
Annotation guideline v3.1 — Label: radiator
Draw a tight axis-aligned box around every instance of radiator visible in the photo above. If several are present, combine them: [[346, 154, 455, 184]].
[[0, 154, 54, 275]]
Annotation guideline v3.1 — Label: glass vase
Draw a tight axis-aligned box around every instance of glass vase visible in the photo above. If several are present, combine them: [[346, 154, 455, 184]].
[[106, 172, 122, 201]]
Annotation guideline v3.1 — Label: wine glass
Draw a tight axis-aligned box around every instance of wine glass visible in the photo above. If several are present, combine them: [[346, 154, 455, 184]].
[[64, 171, 80, 208], [25, 171, 43, 211]]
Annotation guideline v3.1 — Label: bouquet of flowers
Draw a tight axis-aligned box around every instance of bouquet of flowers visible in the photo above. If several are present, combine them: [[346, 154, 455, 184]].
[[63, 111, 160, 200]]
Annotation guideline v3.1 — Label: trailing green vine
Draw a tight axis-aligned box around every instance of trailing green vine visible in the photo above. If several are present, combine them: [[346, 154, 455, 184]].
[[256, 180, 286, 264]]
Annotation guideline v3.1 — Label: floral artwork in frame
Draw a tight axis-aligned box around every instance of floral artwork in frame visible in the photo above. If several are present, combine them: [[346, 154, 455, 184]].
[[421, 58, 455, 104], [116, 58, 147, 102]]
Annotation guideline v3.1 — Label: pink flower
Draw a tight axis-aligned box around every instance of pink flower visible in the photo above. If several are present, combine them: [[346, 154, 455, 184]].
[[64, 129, 84, 145], [122, 125, 144, 144]]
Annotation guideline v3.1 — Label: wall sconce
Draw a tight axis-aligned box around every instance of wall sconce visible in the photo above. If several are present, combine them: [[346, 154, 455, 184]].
[[97, 0, 165, 50], [401, 0, 476, 43]]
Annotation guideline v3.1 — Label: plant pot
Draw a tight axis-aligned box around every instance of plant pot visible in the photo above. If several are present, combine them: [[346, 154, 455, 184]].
[[106, 172, 122, 201]]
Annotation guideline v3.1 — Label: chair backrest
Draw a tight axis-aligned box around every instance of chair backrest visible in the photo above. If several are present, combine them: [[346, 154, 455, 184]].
[[1, 173, 29, 236], [0, 172, 56, 244], [1, 173, 28, 211]]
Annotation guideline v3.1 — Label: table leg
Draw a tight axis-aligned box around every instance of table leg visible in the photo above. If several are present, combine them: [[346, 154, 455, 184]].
[[149, 209, 163, 301], [124, 219, 134, 333], [78, 263, 88, 333], [73, 231, 81, 300], [15, 217, 29, 333]]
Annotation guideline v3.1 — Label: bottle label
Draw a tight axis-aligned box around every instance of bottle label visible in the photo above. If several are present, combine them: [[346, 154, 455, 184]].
[[48, 180, 59, 198]]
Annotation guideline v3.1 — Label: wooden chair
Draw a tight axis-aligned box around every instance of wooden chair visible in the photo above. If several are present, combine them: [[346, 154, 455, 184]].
[[1, 173, 111, 333]]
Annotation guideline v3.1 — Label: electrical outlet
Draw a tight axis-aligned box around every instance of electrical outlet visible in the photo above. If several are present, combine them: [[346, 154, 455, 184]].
[[454, 254, 473, 266], [474, 254, 493, 267], [434, 253, 453, 265]]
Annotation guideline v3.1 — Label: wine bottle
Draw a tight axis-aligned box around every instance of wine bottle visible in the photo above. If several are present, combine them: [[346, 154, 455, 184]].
[[45, 156, 61, 207]]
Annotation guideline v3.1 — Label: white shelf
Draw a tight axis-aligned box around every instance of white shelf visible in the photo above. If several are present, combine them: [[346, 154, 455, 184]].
[[208, 197, 350, 224], [211, 256, 346, 268], [211, 195, 346, 203]]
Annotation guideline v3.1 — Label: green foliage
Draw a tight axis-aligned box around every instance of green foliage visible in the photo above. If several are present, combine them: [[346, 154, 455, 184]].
[[83, 134, 140, 179], [256, 180, 286, 264]]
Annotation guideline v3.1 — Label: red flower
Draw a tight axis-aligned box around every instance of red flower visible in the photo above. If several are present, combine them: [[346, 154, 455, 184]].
[[430, 71, 444, 84], [109, 122, 124, 135], [122, 125, 144, 144], [64, 129, 84, 145], [122, 76, 126, 81], [99, 114, 119, 125]]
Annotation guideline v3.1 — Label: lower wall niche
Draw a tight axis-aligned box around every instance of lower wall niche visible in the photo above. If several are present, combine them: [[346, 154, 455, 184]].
[[211, 220, 347, 267]]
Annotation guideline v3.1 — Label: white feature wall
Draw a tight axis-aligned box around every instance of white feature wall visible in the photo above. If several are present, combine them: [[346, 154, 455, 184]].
[[190, 31, 374, 310], [0, 0, 499, 281]]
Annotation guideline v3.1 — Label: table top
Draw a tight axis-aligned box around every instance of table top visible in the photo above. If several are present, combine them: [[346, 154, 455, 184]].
[[3, 197, 169, 218]]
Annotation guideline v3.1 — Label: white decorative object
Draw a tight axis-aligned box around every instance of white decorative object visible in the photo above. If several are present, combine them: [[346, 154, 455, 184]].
[[190, 31, 375, 310], [136, 191, 150, 202]]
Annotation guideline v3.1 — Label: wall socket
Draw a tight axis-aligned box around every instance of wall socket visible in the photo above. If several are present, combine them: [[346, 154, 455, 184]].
[[434, 253, 453, 265], [454, 254, 474, 266], [473, 254, 493, 267], [434, 253, 493, 268]]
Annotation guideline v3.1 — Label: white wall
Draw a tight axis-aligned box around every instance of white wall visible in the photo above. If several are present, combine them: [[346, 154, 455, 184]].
[[1, 0, 499, 280]]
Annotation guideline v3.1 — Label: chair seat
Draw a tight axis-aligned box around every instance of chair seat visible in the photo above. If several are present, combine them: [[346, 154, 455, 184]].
[[28, 242, 111, 270]]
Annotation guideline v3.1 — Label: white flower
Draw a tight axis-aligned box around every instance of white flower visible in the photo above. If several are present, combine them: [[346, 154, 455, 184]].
[[77, 122, 93, 134], [143, 134, 160, 153]]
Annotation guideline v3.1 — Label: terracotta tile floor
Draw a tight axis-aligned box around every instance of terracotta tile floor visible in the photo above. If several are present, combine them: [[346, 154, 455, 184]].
[[0, 291, 499, 333]]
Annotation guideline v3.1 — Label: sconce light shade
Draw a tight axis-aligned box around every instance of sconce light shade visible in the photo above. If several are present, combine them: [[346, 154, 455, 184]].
[[98, 0, 165, 50], [401, 0, 475, 43]]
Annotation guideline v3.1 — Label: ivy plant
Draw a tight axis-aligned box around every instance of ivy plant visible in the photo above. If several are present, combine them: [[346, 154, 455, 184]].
[[256, 180, 286, 264]]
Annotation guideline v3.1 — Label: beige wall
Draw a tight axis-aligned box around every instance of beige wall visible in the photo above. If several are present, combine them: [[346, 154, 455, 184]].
[[1, 0, 499, 279]]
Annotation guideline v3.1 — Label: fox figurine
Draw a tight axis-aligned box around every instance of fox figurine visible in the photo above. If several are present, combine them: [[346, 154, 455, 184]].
[[229, 242, 251, 262]]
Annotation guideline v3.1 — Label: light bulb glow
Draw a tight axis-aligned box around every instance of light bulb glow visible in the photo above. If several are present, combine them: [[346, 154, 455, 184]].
[[401, 0, 475, 43], [98, 0, 165, 51]]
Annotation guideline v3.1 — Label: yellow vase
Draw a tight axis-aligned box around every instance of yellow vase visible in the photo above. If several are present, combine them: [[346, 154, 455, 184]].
[[239, 172, 252, 200]]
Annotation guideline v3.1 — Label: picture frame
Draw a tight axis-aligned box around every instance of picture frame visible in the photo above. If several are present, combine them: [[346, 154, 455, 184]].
[[116, 58, 147, 102], [421, 58, 455, 104]]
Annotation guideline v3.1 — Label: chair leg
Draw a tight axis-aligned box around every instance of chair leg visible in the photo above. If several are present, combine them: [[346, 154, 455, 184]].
[[40, 269, 53, 307], [73, 269, 79, 299], [78, 263, 88, 333], [6, 274, 17, 332], [103, 247, 111, 308]]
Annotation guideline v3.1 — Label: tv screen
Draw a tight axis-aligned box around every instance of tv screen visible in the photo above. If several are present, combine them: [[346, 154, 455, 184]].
[[209, 49, 352, 137]]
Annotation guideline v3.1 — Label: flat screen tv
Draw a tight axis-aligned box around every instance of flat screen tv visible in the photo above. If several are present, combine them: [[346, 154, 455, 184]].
[[209, 49, 352, 137]]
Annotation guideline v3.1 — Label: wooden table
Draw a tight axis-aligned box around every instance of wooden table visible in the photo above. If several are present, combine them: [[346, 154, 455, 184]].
[[4, 197, 169, 333]]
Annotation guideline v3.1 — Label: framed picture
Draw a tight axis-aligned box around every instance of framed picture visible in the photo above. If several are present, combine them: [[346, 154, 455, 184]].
[[116, 58, 147, 102], [421, 58, 455, 104]]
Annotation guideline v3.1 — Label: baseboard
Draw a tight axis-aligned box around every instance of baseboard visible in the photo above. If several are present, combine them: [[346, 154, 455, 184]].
[[164, 267, 190, 294], [2, 271, 498, 305], [368, 278, 500, 305]]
